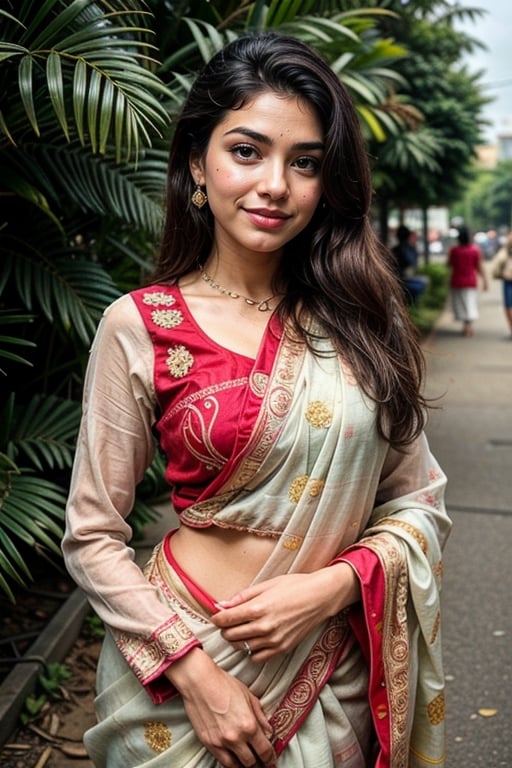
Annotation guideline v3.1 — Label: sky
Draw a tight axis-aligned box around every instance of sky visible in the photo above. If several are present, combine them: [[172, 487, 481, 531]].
[[455, 0, 512, 142]]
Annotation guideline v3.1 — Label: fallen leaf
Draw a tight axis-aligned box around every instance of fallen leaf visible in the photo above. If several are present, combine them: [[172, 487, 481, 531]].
[[59, 742, 90, 758]]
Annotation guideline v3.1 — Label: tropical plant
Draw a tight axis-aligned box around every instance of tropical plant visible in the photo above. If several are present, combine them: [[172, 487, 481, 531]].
[[0, 0, 171, 600]]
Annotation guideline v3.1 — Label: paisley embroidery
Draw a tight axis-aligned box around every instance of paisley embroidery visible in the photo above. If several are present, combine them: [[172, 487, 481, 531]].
[[182, 396, 228, 471], [166, 345, 194, 378]]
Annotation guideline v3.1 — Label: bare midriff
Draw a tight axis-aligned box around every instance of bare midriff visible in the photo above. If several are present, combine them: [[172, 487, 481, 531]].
[[170, 524, 277, 602]]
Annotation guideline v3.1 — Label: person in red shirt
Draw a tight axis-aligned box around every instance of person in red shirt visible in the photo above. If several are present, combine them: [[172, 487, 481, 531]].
[[448, 226, 489, 336]]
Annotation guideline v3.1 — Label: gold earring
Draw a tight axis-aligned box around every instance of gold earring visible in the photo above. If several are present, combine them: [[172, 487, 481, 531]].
[[191, 185, 208, 209]]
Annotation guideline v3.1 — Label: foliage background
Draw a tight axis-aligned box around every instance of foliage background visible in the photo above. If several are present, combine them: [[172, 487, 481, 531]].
[[0, 0, 490, 600]]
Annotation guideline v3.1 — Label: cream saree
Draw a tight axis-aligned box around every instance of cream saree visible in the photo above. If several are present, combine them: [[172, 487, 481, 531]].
[[85, 330, 450, 768]]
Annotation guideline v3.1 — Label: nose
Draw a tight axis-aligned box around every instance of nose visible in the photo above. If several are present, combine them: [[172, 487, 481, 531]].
[[257, 159, 289, 200]]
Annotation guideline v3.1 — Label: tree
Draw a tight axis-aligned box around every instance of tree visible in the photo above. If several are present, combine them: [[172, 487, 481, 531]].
[[366, 1, 490, 247]]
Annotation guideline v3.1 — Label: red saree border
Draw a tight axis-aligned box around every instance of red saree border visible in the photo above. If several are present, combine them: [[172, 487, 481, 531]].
[[269, 612, 354, 757], [339, 539, 411, 768]]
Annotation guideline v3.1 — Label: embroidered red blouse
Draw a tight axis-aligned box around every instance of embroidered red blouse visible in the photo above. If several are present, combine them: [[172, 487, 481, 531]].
[[130, 285, 282, 515]]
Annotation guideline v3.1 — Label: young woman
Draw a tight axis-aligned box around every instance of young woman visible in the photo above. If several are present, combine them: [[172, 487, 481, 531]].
[[63, 32, 451, 768]]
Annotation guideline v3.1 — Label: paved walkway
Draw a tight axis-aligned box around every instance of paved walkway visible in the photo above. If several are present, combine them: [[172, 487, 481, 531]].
[[423, 267, 512, 767]]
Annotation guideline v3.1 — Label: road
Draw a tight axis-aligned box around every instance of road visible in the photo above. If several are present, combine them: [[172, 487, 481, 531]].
[[424, 267, 512, 767]]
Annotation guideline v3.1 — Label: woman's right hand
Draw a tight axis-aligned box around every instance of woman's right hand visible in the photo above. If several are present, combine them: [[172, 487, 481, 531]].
[[165, 648, 276, 768]]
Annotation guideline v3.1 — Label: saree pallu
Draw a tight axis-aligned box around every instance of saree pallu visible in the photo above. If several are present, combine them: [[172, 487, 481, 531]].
[[85, 541, 375, 767]]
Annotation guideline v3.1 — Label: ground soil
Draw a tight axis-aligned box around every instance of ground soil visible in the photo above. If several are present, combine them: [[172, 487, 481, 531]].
[[0, 635, 100, 768], [0, 564, 100, 767]]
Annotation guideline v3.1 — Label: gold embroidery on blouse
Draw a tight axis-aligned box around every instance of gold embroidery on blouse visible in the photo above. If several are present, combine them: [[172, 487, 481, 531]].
[[166, 345, 194, 378], [143, 291, 176, 307], [288, 475, 309, 503], [182, 396, 227, 471], [145, 721, 172, 753], [427, 692, 445, 725], [151, 308, 183, 329], [305, 400, 332, 429]]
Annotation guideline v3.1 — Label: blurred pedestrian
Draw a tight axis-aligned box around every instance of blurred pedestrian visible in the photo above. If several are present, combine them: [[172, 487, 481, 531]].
[[391, 225, 427, 304], [491, 232, 512, 337], [447, 226, 489, 337]]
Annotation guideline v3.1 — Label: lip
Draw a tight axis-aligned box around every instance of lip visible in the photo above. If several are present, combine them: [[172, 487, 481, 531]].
[[243, 207, 291, 229]]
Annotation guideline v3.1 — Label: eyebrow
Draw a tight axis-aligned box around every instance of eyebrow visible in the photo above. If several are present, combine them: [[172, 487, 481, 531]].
[[223, 126, 324, 151]]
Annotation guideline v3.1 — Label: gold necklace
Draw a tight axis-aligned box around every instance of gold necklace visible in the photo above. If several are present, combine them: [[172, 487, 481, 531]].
[[198, 264, 276, 312]]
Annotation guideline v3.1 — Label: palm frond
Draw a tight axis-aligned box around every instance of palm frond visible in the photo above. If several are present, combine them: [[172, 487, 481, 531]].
[[2, 251, 121, 346], [2, 144, 166, 236], [6, 394, 81, 472], [0, 455, 67, 601], [0, 2, 171, 162]]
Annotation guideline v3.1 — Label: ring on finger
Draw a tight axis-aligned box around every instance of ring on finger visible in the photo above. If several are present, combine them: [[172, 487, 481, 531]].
[[243, 640, 252, 657]]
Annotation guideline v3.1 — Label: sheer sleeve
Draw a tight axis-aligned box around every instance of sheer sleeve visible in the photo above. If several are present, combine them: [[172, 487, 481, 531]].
[[62, 295, 200, 699]]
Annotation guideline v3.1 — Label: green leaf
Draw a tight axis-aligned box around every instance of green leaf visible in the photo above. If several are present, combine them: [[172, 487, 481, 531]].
[[46, 51, 69, 140], [18, 55, 39, 136], [72, 57, 88, 146]]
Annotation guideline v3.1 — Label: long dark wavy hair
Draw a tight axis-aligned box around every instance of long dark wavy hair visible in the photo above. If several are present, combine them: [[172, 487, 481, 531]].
[[152, 32, 427, 448]]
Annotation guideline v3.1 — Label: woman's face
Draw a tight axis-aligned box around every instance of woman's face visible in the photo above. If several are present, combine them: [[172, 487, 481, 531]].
[[190, 90, 325, 262]]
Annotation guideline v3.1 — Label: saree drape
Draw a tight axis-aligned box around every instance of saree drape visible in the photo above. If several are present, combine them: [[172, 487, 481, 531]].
[[84, 323, 450, 767]]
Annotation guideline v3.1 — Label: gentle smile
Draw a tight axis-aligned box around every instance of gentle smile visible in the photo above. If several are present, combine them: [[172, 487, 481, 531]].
[[243, 208, 291, 228]]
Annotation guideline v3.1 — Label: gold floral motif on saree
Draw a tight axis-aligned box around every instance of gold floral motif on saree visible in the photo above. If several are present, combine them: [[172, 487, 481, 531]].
[[166, 345, 194, 378], [144, 721, 172, 753], [305, 400, 332, 429], [289, 475, 309, 503], [288, 475, 325, 503], [427, 692, 446, 726], [282, 534, 303, 551]]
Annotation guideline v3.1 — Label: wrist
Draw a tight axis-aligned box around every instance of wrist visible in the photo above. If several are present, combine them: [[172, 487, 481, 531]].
[[164, 647, 214, 692], [318, 562, 361, 617]]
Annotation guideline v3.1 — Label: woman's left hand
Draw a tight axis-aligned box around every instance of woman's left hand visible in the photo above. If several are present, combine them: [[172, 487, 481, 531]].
[[211, 563, 360, 663]]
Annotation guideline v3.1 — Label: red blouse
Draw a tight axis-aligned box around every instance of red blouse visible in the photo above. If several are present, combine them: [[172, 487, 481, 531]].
[[131, 285, 282, 515]]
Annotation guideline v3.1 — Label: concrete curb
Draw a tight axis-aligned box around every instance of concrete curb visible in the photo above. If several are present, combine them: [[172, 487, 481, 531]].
[[0, 588, 90, 748]]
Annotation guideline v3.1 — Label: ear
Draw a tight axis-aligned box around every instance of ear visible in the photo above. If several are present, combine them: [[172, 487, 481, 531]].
[[189, 152, 205, 186]]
